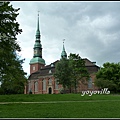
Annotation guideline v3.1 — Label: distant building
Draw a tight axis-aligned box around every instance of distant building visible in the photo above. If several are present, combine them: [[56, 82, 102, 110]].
[[24, 13, 100, 94]]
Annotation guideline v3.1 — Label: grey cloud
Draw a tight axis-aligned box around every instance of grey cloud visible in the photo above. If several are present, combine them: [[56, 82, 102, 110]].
[[11, 1, 120, 74]]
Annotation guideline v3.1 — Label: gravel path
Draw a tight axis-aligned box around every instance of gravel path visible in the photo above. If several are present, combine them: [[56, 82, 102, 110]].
[[0, 100, 120, 104]]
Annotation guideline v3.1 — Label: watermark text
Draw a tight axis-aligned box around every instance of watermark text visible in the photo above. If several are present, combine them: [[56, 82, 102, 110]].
[[81, 88, 110, 96]]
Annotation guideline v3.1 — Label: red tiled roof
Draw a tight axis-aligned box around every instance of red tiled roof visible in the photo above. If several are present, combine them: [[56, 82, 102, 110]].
[[28, 59, 99, 80]]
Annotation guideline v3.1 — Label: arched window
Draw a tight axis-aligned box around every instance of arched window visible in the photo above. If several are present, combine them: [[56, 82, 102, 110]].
[[35, 81, 38, 92], [51, 63, 54, 67], [43, 79, 46, 91], [88, 78, 93, 89], [28, 81, 32, 94], [55, 79, 59, 89], [48, 78, 52, 85], [28, 81, 31, 91], [33, 66, 35, 70], [49, 70, 52, 74]]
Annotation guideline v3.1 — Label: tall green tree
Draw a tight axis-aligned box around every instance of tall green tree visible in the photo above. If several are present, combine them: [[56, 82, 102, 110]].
[[68, 53, 90, 93], [54, 53, 90, 93], [95, 62, 120, 93], [0, 1, 27, 94], [54, 58, 72, 93]]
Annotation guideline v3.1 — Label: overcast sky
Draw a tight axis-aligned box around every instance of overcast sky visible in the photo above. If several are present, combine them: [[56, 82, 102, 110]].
[[11, 1, 120, 76]]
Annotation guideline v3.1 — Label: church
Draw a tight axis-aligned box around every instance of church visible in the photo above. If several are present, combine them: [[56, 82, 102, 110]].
[[24, 13, 100, 94]]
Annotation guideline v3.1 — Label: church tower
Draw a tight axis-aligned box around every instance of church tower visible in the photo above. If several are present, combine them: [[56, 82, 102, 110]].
[[61, 39, 67, 59], [30, 12, 45, 74]]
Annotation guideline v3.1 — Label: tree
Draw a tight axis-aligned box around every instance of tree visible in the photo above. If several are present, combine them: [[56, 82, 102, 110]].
[[54, 53, 90, 93], [0, 1, 27, 94], [54, 58, 72, 93], [68, 53, 90, 93], [95, 62, 120, 93]]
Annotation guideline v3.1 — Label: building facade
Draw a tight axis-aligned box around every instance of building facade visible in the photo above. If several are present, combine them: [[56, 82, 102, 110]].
[[24, 14, 100, 94]]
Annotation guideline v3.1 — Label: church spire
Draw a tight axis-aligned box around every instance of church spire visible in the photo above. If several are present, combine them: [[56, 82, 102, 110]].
[[36, 11, 40, 40], [61, 39, 67, 59], [37, 12, 39, 31], [33, 11, 42, 58], [30, 11, 45, 66]]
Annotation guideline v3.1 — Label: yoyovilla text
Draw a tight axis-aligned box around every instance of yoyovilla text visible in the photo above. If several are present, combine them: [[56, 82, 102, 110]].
[[81, 88, 110, 96]]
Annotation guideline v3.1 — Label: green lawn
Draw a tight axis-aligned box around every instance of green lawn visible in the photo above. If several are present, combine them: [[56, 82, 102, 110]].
[[0, 94, 120, 118]]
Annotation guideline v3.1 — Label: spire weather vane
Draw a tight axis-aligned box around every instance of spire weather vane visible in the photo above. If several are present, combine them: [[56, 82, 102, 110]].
[[63, 39, 65, 44], [38, 11, 40, 16]]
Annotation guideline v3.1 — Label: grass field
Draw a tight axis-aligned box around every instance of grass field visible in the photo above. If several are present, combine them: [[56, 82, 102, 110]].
[[0, 93, 120, 118]]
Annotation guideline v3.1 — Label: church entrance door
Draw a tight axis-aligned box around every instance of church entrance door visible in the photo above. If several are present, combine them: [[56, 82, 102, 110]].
[[48, 87, 52, 94]]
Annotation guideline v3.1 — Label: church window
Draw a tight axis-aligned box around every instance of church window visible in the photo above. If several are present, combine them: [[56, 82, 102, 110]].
[[48, 78, 52, 85], [43, 79, 46, 91], [28, 81, 32, 94], [88, 78, 93, 89], [49, 70, 52, 74], [33, 66, 35, 70], [28, 81, 31, 92], [55, 79, 59, 89], [35, 81, 38, 92], [51, 63, 54, 67]]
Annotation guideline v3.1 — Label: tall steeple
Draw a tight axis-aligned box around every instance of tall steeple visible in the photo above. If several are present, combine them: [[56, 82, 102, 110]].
[[30, 11, 45, 74], [61, 39, 67, 59], [36, 11, 40, 41], [33, 11, 42, 58]]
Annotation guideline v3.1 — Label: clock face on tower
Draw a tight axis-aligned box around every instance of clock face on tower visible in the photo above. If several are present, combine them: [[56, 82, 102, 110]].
[[34, 49, 42, 57], [40, 50, 42, 55], [34, 50, 42, 55], [34, 50, 37, 54]]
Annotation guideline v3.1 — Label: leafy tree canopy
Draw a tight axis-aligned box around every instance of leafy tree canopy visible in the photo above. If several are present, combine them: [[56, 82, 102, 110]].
[[0, 1, 27, 94], [54, 58, 71, 89], [95, 62, 120, 93], [54, 53, 90, 93]]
